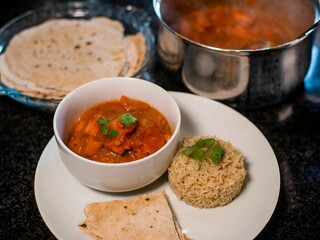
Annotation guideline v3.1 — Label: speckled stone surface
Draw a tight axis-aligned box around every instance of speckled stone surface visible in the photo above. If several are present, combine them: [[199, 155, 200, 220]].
[[1, 0, 320, 239]]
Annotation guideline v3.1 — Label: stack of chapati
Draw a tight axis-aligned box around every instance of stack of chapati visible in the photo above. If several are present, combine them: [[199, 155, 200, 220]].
[[79, 191, 188, 240], [0, 17, 146, 99]]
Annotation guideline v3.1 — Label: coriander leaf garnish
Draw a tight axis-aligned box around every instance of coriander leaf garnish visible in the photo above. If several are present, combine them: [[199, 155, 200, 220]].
[[119, 113, 137, 126], [99, 124, 108, 136], [192, 148, 205, 160], [195, 138, 214, 148], [183, 138, 224, 170], [96, 118, 111, 125], [182, 146, 195, 156], [210, 145, 223, 164], [96, 117, 118, 137], [96, 113, 137, 137], [108, 129, 119, 138]]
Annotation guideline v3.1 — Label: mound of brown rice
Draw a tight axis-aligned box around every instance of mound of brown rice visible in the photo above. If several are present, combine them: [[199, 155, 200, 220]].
[[168, 136, 247, 208]]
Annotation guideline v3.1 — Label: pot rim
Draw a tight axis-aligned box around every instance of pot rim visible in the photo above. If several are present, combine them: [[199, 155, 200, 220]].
[[153, 0, 320, 55]]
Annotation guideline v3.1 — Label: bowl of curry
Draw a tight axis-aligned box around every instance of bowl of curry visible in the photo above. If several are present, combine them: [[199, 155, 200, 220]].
[[53, 77, 181, 192], [154, 0, 320, 109]]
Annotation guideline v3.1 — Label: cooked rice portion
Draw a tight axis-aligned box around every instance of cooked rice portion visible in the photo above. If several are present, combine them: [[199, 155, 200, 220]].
[[168, 136, 247, 208]]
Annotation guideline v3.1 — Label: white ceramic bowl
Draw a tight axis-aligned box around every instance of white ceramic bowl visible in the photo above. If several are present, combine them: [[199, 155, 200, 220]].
[[53, 77, 181, 192]]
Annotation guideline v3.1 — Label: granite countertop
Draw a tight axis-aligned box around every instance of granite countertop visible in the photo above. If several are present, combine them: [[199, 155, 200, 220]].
[[1, 0, 320, 239]]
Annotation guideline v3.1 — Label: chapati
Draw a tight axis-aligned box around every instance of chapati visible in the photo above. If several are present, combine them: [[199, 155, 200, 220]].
[[79, 191, 187, 240], [0, 17, 146, 99], [123, 33, 146, 77]]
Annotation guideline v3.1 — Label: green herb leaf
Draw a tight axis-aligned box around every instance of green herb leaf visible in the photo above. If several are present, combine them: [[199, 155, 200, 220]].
[[182, 138, 224, 170], [96, 118, 110, 125], [108, 129, 119, 138], [99, 125, 108, 136], [183, 146, 196, 156], [119, 113, 137, 126], [195, 138, 214, 148], [192, 148, 205, 160], [96, 114, 137, 137], [209, 145, 223, 164], [97, 117, 112, 136], [183, 147, 193, 156]]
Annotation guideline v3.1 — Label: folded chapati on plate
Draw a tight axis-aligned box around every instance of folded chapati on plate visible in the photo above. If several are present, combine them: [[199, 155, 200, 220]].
[[79, 191, 187, 240]]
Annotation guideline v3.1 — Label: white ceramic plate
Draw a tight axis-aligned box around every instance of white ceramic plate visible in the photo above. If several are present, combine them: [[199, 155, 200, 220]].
[[35, 92, 280, 240]]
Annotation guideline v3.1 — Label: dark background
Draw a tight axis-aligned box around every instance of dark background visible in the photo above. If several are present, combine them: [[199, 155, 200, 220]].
[[1, 0, 320, 239]]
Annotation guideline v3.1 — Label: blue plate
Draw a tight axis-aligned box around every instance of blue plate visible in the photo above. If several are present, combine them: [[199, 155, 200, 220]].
[[0, 1, 155, 112]]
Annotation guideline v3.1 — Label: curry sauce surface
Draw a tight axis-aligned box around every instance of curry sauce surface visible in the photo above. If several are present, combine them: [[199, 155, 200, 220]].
[[67, 96, 172, 163]]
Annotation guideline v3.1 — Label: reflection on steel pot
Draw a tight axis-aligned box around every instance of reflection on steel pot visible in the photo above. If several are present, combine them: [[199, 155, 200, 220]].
[[153, 0, 320, 108]]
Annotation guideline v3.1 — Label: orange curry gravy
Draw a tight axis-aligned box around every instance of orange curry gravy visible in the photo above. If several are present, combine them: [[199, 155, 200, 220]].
[[169, 5, 296, 49], [67, 96, 172, 163]]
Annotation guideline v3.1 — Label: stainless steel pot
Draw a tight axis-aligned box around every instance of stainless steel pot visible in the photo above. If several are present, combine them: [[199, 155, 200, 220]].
[[153, 0, 320, 108]]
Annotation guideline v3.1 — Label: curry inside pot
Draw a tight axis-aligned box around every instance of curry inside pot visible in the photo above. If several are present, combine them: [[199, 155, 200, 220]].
[[160, 0, 316, 50]]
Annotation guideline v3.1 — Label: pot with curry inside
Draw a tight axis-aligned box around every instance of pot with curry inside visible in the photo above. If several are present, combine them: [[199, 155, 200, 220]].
[[154, 0, 320, 108]]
